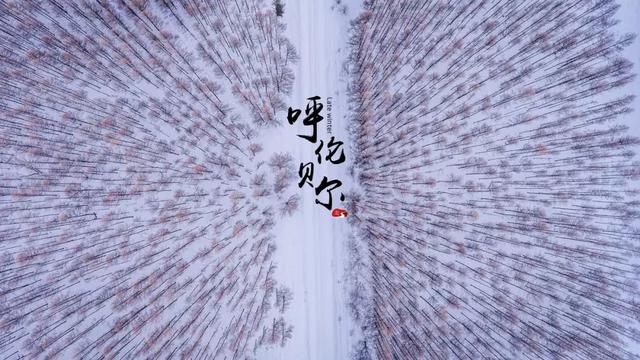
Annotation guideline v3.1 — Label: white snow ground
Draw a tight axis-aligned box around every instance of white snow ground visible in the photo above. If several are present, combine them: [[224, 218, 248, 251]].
[[256, 1, 361, 359]]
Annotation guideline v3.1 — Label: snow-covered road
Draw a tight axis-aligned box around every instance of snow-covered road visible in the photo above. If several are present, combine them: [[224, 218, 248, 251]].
[[257, 1, 359, 359]]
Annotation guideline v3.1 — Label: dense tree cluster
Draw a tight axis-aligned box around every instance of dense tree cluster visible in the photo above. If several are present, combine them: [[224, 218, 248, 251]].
[[345, 1, 640, 359], [0, 0, 297, 359]]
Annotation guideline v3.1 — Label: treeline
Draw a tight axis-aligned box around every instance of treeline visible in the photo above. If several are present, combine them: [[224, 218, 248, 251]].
[[0, 0, 297, 359], [345, 1, 640, 359]]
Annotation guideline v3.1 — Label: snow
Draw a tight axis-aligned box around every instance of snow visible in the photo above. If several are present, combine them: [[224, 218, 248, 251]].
[[2, 0, 636, 358], [256, 1, 361, 359]]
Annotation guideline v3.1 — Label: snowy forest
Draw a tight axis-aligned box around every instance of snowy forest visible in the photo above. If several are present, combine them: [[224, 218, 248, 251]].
[[345, 1, 640, 359], [0, 0, 298, 358], [0, 0, 639, 360]]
